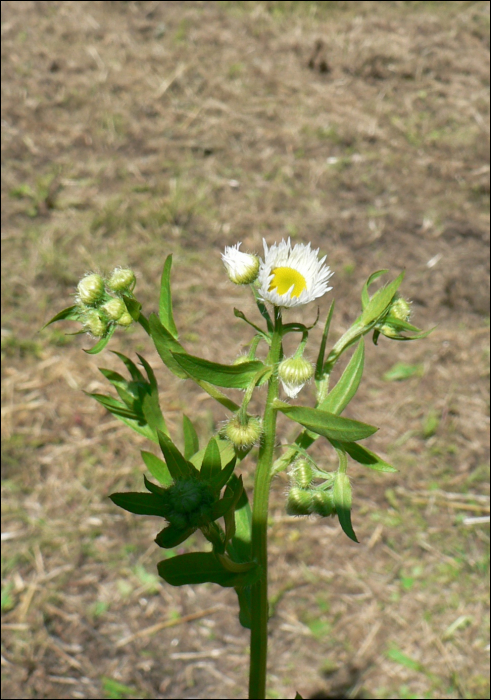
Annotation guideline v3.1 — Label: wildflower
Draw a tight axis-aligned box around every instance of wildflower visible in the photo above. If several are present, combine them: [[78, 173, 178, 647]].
[[278, 356, 315, 398], [222, 243, 260, 285], [258, 238, 333, 308]]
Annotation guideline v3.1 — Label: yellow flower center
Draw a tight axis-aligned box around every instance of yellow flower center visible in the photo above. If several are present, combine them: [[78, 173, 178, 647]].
[[268, 267, 307, 298]]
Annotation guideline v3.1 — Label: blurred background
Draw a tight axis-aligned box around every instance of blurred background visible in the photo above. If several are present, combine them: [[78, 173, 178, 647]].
[[1, 2, 489, 698]]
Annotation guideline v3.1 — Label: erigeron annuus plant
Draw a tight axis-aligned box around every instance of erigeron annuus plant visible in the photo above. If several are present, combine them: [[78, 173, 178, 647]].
[[44, 239, 432, 700]]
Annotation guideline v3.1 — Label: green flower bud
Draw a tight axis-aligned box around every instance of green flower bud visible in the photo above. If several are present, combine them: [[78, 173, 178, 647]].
[[102, 297, 127, 321], [311, 489, 336, 517], [390, 296, 412, 322], [278, 356, 314, 399], [83, 309, 108, 337], [286, 486, 313, 516], [107, 268, 136, 293], [166, 511, 188, 530], [77, 273, 105, 305], [170, 480, 207, 514], [222, 243, 260, 285], [223, 414, 262, 451], [291, 459, 313, 489], [116, 311, 134, 327]]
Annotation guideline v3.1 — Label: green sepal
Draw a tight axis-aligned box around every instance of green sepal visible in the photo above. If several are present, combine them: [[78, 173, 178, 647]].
[[338, 441, 397, 472], [157, 551, 261, 588], [42, 305, 81, 329], [278, 404, 377, 442], [109, 491, 167, 517], [83, 324, 116, 355], [157, 430, 200, 481], [320, 339, 365, 415], [155, 524, 196, 549], [360, 271, 405, 326], [159, 254, 178, 338], [171, 352, 267, 389], [315, 300, 335, 380], [182, 415, 199, 459], [333, 471, 358, 543], [141, 450, 174, 487]]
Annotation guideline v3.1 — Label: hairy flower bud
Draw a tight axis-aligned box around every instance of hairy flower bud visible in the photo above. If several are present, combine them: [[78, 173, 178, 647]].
[[77, 273, 105, 306], [390, 296, 412, 322], [116, 311, 134, 327], [102, 297, 127, 321], [291, 459, 313, 489], [83, 309, 108, 337], [286, 486, 313, 516], [222, 243, 260, 285], [107, 268, 136, 293], [311, 489, 336, 517], [278, 356, 314, 399], [223, 414, 262, 451]]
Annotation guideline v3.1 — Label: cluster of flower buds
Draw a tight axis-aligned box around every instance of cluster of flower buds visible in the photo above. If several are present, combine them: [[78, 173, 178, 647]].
[[163, 479, 216, 530], [286, 459, 336, 517], [75, 268, 136, 337]]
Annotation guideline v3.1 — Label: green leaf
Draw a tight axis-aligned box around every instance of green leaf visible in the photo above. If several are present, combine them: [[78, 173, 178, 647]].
[[111, 351, 145, 382], [200, 437, 222, 482], [83, 325, 116, 355], [157, 552, 260, 588], [159, 254, 179, 339], [360, 272, 405, 326], [386, 646, 425, 673], [41, 305, 81, 329], [315, 300, 335, 380], [253, 293, 273, 332], [294, 693, 305, 699], [155, 524, 196, 549], [361, 270, 388, 310], [234, 308, 270, 341], [190, 437, 236, 471], [337, 442, 397, 472], [157, 430, 199, 481], [171, 352, 266, 389], [89, 393, 138, 419], [109, 492, 166, 517], [210, 454, 237, 492], [321, 339, 365, 415], [235, 586, 252, 629], [149, 313, 188, 378], [279, 405, 377, 442], [227, 477, 252, 563], [383, 362, 424, 382], [141, 451, 174, 487], [143, 474, 169, 498], [210, 476, 244, 522], [182, 415, 199, 459], [121, 295, 141, 322], [215, 553, 257, 574], [333, 472, 358, 543]]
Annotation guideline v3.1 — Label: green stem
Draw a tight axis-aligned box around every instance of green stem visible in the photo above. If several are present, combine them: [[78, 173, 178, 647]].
[[248, 307, 283, 700]]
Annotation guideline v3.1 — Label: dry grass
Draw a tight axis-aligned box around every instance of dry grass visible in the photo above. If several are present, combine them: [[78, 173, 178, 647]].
[[1, 2, 490, 698]]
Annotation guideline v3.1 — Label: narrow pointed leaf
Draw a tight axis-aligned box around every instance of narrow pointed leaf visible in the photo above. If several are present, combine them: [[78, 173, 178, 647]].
[[361, 270, 388, 310], [315, 300, 335, 380], [141, 450, 174, 486], [201, 437, 222, 482], [111, 351, 145, 382], [228, 478, 252, 563], [109, 492, 166, 517], [254, 294, 273, 332], [155, 524, 195, 549], [89, 393, 138, 419], [149, 313, 188, 378], [320, 339, 365, 415], [210, 455, 237, 492], [157, 430, 199, 481], [83, 325, 116, 355], [190, 438, 236, 471], [339, 442, 397, 472], [210, 475, 243, 521], [157, 552, 260, 588], [143, 474, 169, 498], [182, 415, 199, 459], [171, 352, 265, 389], [121, 295, 141, 322], [159, 254, 179, 338], [360, 272, 405, 326], [279, 405, 377, 442], [42, 305, 80, 329], [333, 472, 358, 542], [234, 308, 270, 340]]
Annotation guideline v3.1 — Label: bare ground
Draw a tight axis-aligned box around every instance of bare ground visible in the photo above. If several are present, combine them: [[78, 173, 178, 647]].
[[1, 2, 490, 699]]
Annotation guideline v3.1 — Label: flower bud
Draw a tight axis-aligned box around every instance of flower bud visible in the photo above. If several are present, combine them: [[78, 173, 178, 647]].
[[83, 309, 108, 337], [116, 311, 134, 327], [389, 296, 412, 322], [311, 489, 336, 517], [102, 297, 127, 321], [223, 414, 262, 451], [286, 486, 313, 516], [170, 480, 206, 514], [77, 273, 105, 306], [291, 459, 313, 489], [107, 268, 136, 293], [166, 511, 188, 530], [222, 243, 260, 285], [278, 356, 314, 399]]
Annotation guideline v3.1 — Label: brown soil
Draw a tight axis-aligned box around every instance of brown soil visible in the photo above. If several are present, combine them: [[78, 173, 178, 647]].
[[1, 2, 489, 699]]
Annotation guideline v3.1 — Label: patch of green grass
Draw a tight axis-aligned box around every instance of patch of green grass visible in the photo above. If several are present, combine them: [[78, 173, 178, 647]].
[[1, 331, 43, 359], [383, 362, 424, 382], [422, 410, 440, 439], [101, 677, 143, 700]]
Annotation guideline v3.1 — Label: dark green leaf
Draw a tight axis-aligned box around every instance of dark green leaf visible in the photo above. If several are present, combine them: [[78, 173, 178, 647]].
[[137, 354, 159, 392], [333, 472, 358, 543], [109, 492, 166, 517], [171, 352, 266, 389], [294, 692, 305, 699], [41, 305, 81, 329], [83, 325, 116, 355], [210, 475, 244, 521], [157, 552, 261, 588], [227, 478, 252, 563], [157, 430, 199, 481], [279, 405, 377, 442], [141, 450, 174, 486], [201, 437, 222, 482], [210, 455, 237, 492], [143, 474, 169, 497], [159, 254, 179, 339], [320, 339, 365, 415], [182, 415, 199, 459], [111, 351, 145, 382], [235, 586, 252, 629], [155, 524, 196, 549], [337, 442, 397, 472], [315, 300, 335, 380]]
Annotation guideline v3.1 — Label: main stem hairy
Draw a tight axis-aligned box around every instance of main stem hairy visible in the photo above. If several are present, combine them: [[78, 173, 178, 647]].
[[248, 307, 282, 700]]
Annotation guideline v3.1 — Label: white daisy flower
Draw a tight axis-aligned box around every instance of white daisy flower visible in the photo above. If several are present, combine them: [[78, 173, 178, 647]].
[[222, 243, 260, 285], [257, 238, 333, 308]]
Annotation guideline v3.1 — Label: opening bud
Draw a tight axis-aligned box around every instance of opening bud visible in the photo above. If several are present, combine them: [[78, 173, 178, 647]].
[[102, 297, 127, 321], [77, 273, 105, 306], [278, 356, 314, 399], [286, 486, 313, 516], [107, 268, 136, 293], [223, 414, 262, 451], [83, 309, 108, 337], [222, 243, 260, 285]]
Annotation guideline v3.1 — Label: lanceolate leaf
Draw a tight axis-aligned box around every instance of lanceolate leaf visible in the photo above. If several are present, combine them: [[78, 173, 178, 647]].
[[279, 405, 377, 442], [182, 415, 199, 459], [157, 552, 261, 588], [157, 430, 199, 481], [360, 272, 405, 326], [361, 270, 388, 310], [159, 254, 179, 339], [42, 305, 81, 329], [109, 492, 166, 517], [83, 325, 116, 355], [338, 442, 397, 473], [333, 472, 358, 543], [320, 339, 365, 415], [171, 353, 266, 389], [155, 524, 196, 549], [141, 450, 174, 487], [315, 300, 335, 380], [190, 437, 236, 471], [201, 437, 222, 482], [149, 313, 188, 379], [111, 351, 145, 382]]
